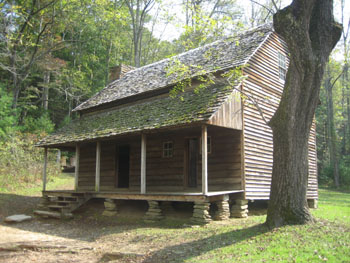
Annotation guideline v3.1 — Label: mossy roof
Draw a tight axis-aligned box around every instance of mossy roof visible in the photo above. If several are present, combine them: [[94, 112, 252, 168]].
[[37, 83, 233, 147], [73, 24, 272, 112]]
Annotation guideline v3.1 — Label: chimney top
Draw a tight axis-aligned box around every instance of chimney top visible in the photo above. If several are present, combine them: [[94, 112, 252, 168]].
[[109, 64, 136, 83]]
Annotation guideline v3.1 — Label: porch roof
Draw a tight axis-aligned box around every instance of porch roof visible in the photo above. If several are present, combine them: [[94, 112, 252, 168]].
[[37, 83, 234, 147]]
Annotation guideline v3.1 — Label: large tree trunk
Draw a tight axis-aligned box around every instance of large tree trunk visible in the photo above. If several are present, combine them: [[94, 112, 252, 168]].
[[266, 0, 342, 228]]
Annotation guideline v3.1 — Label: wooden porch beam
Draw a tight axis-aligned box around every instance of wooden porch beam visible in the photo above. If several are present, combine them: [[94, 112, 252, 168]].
[[95, 141, 101, 192], [74, 144, 80, 191], [202, 125, 208, 194], [141, 133, 146, 194], [43, 147, 48, 191]]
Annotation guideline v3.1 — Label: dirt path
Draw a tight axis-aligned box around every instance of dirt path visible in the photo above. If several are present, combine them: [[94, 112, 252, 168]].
[[0, 192, 268, 263], [0, 198, 194, 263]]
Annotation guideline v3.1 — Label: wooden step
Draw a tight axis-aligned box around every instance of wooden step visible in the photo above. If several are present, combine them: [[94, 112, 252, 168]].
[[59, 197, 79, 201], [35, 193, 91, 219], [48, 205, 68, 209], [55, 200, 74, 205]]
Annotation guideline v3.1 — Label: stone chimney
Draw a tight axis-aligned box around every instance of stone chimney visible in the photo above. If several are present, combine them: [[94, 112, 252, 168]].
[[109, 64, 136, 83]]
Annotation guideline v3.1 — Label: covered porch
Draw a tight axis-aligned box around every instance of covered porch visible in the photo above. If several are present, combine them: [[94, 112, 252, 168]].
[[37, 124, 248, 222], [41, 124, 244, 197]]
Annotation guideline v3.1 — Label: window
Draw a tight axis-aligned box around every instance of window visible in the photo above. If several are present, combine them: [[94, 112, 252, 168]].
[[200, 136, 211, 154], [278, 51, 287, 81], [163, 141, 173, 158]]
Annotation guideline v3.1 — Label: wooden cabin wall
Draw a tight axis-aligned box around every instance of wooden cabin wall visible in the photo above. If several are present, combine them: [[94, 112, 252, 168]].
[[206, 127, 242, 191], [242, 32, 318, 200], [77, 127, 243, 193], [208, 90, 243, 130], [78, 142, 118, 191], [78, 143, 96, 190], [131, 127, 242, 192]]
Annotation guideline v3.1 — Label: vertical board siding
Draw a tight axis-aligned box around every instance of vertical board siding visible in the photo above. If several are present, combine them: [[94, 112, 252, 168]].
[[243, 32, 318, 200], [77, 127, 243, 193], [78, 143, 96, 190], [208, 90, 243, 129]]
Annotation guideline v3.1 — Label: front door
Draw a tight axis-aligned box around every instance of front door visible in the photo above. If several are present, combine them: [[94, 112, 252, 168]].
[[188, 138, 198, 187], [117, 145, 130, 188]]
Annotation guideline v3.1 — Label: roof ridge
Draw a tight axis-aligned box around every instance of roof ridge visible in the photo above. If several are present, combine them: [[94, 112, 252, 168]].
[[73, 23, 273, 112]]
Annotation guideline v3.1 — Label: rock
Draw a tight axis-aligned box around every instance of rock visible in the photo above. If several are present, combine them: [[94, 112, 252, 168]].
[[5, 214, 32, 223], [143, 200, 164, 222], [230, 211, 248, 218], [104, 202, 116, 209], [102, 210, 117, 217], [231, 204, 248, 210], [191, 201, 212, 224], [235, 199, 248, 205]]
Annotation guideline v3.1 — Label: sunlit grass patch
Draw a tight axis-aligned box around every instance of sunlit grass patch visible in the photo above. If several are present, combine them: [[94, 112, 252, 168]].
[[312, 188, 350, 224]]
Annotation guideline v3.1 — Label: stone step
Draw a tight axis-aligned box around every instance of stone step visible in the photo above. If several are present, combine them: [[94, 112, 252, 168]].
[[33, 210, 62, 219]]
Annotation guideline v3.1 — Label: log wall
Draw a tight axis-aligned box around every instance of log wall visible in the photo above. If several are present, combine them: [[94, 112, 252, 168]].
[[77, 126, 243, 192], [242, 32, 318, 200]]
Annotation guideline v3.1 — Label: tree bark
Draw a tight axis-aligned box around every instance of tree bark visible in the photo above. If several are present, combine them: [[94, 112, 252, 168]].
[[42, 71, 50, 111], [266, 0, 342, 228], [126, 0, 154, 67]]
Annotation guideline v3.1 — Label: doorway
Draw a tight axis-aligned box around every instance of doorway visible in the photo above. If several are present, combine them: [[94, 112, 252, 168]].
[[117, 145, 130, 188], [188, 138, 198, 188]]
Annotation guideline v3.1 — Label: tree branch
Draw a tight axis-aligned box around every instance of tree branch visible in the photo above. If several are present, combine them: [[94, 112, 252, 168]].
[[249, 0, 274, 14]]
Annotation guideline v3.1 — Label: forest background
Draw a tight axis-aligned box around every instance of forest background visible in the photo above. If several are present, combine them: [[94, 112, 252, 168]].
[[0, 0, 349, 191]]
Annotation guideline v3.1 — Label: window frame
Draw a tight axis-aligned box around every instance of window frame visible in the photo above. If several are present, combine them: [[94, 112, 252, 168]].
[[162, 141, 174, 158], [278, 51, 287, 81]]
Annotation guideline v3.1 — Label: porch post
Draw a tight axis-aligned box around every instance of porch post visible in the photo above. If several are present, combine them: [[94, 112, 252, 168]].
[[95, 141, 101, 192], [202, 125, 208, 194], [43, 147, 48, 191], [141, 133, 146, 194], [74, 144, 80, 191]]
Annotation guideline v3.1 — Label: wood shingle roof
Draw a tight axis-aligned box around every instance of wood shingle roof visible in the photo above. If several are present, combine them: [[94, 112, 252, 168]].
[[37, 83, 234, 147], [73, 24, 272, 112], [37, 24, 273, 147]]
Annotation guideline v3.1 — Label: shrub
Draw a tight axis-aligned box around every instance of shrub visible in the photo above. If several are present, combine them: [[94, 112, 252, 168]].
[[0, 84, 17, 139], [20, 112, 55, 134], [0, 133, 60, 191]]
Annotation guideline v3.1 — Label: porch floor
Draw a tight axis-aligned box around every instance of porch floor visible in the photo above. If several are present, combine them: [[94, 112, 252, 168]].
[[43, 190, 244, 202]]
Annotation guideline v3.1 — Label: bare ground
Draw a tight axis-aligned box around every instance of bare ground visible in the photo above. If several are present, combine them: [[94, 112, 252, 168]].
[[1, 193, 253, 263], [0, 189, 270, 263]]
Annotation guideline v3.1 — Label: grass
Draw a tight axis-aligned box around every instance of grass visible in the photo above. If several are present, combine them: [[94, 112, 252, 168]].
[[0, 173, 74, 196], [313, 188, 350, 224], [131, 188, 350, 263], [0, 179, 349, 263]]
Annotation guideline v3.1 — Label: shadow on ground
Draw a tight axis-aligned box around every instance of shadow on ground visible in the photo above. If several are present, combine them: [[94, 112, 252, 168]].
[[0, 193, 271, 263], [142, 223, 268, 263], [0, 193, 41, 220], [0, 195, 196, 242]]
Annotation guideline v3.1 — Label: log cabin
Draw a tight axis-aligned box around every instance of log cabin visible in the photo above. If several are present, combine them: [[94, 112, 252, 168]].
[[35, 24, 318, 222]]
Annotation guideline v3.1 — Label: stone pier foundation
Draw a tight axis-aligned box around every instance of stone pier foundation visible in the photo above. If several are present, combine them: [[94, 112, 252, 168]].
[[191, 201, 212, 224], [102, 198, 118, 216], [308, 199, 318, 209], [230, 199, 248, 218], [213, 200, 230, 220], [143, 201, 164, 222]]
